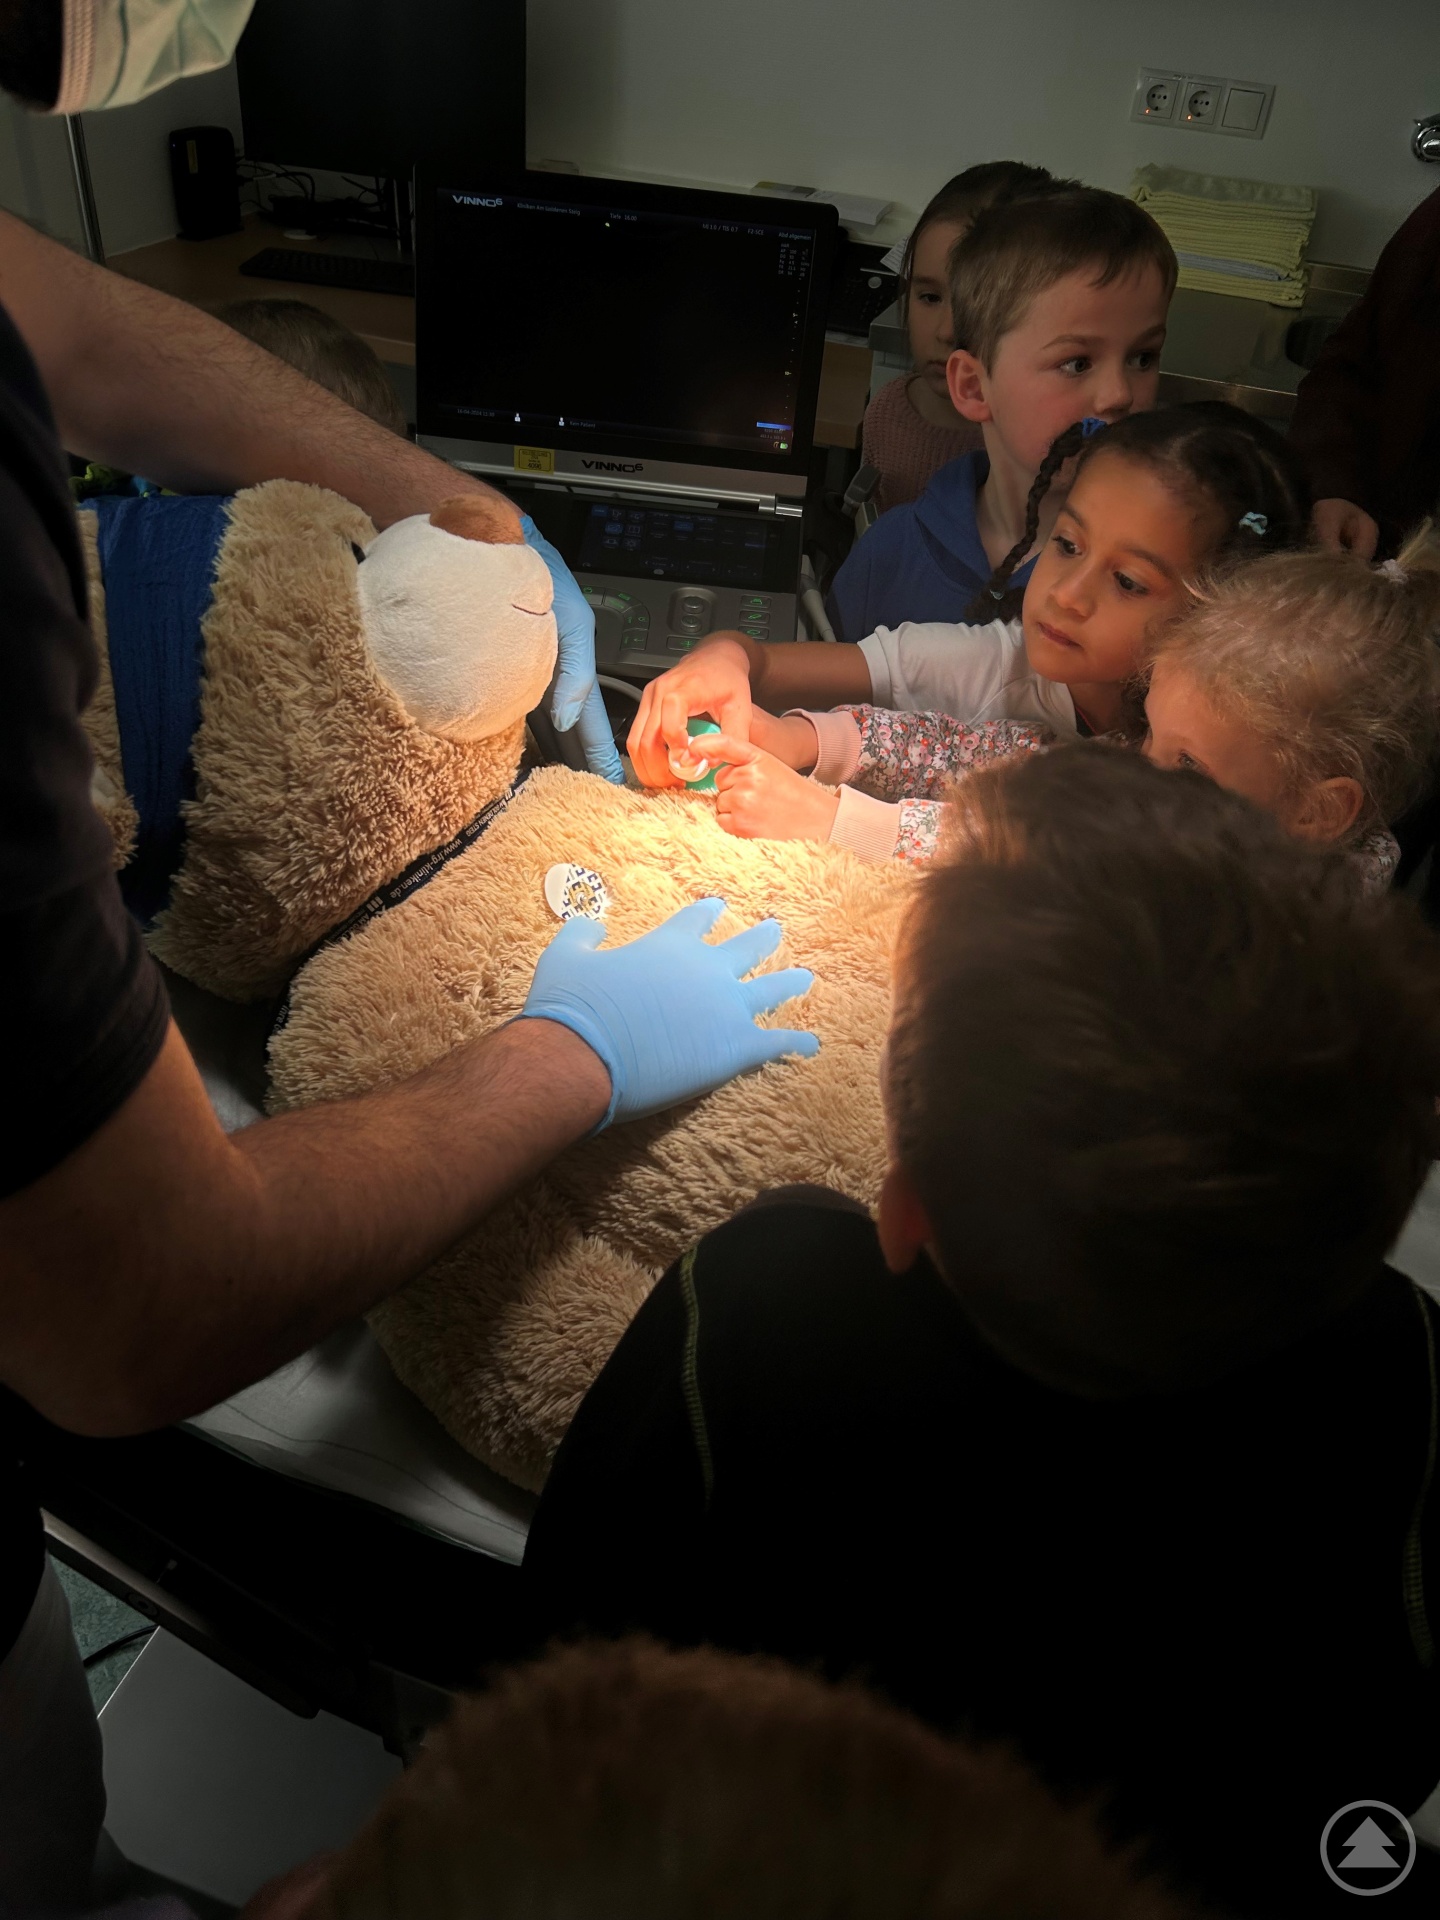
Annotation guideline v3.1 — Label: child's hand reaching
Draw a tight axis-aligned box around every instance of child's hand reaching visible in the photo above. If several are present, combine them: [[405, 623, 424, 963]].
[[748, 709, 820, 771], [629, 637, 755, 788], [706, 735, 841, 843]]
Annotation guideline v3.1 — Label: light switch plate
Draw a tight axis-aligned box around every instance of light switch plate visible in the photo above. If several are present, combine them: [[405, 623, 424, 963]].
[[1216, 80, 1274, 138]]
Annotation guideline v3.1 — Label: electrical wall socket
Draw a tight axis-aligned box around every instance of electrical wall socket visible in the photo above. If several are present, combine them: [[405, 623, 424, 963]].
[[1131, 69, 1181, 124], [1131, 68, 1275, 140], [1179, 75, 1226, 128]]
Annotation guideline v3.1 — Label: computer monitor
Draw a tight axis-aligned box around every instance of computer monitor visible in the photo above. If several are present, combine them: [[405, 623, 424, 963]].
[[235, 0, 525, 181], [415, 171, 837, 500]]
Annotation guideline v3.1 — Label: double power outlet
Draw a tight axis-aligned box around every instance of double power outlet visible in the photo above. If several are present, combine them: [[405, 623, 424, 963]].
[[1132, 69, 1274, 140]]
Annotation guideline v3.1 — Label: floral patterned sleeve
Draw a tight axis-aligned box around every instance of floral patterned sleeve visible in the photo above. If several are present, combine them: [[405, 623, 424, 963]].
[[894, 799, 943, 865], [836, 704, 1054, 802]]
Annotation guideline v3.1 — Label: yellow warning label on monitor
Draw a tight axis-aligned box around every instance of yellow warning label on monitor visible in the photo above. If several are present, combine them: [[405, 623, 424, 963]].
[[514, 446, 555, 474]]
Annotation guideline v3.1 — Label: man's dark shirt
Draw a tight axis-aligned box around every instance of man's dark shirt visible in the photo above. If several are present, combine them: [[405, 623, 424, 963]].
[[526, 1199, 1440, 1916], [0, 304, 168, 1657], [1289, 184, 1440, 554]]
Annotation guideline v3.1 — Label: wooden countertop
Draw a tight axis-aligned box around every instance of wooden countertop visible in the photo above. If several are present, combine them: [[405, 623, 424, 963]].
[[107, 217, 419, 365], [106, 216, 871, 449]]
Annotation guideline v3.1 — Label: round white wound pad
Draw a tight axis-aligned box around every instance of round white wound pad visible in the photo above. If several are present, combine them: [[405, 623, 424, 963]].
[[544, 863, 610, 923]]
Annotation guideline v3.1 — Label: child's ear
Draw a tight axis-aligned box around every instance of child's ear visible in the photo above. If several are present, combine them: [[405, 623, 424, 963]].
[[946, 348, 992, 423], [876, 1162, 935, 1275], [1291, 775, 1365, 845]]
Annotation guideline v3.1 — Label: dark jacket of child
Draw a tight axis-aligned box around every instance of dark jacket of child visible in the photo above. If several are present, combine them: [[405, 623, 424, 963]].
[[826, 450, 1037, 643], [1288, 184, 1440, 556], [526, 1196, 1440, 1920]]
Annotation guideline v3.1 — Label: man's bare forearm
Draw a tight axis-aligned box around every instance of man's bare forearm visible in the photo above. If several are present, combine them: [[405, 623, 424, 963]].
[[0, 210, 498, 526], [0, 1017, 609, 1434]]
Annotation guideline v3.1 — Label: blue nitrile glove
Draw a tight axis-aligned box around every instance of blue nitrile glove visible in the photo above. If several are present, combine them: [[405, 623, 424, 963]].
[[520, 513, 625, 784], [519, 897, 819, 1128]]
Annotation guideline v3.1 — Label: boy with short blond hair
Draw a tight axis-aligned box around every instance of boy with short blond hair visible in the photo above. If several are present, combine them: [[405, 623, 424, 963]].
[[827, 187, 1175, 640]]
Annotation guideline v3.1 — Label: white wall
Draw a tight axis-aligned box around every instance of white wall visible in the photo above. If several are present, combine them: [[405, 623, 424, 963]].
[[0, 62, 242, 255], [0, 3, 1434, 265], [527, 0, 1440, 266]]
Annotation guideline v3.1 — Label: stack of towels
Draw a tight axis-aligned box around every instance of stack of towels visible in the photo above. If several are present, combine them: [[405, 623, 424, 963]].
[[1131, 163, 1318, 307]]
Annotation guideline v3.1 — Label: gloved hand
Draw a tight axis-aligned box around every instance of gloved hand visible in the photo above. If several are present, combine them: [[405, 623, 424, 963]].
[[519, 897, 819, 1127], [520, 514, 625, 784]]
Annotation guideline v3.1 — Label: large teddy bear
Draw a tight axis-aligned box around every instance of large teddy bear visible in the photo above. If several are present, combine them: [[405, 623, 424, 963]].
[[80, 481, 913, 1491]]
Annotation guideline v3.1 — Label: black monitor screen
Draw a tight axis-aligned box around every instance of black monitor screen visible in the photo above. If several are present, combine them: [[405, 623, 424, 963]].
[[420, 185, 828, 465], [237, 0, 524, 179]]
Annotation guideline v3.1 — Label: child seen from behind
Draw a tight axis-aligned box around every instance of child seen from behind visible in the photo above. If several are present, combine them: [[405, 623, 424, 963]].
[[527, 748, 1440, 1917], [215, 298, 408, 437]]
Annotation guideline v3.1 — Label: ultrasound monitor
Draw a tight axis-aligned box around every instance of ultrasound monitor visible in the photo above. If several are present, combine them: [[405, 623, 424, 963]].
[[416, 171, 837, 502], [236, 0, 524, 180]]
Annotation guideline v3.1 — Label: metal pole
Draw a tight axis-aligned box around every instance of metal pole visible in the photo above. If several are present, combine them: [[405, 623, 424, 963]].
[[63, 115, 104, 263]]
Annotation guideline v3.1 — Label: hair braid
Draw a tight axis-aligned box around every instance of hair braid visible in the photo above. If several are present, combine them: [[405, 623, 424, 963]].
[[964, 420, 1091, 623]]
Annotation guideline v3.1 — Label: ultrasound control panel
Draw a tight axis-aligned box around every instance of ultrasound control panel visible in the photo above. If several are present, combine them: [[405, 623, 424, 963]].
[[581, 579, 794, 675], [573, 498, 798, 675]]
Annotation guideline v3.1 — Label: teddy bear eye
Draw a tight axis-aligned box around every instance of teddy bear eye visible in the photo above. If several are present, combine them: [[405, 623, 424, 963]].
[[351, 542, 367, 565]]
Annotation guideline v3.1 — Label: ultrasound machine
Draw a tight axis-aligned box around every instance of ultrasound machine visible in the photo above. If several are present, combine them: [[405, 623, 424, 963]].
[[414, 172, 838, 676]]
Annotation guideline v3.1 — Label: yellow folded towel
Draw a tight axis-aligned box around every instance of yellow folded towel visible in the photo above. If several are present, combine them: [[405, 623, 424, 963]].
[[1131, 163, 1317, 307]]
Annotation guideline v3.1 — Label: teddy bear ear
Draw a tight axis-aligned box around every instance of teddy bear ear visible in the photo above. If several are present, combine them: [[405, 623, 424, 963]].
[[429, 494, 525, 545]]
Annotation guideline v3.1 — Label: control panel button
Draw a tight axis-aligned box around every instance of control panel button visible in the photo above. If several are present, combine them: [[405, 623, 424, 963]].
[[738, 594, 772, 610], [667, 636, 697, 653], [620, 632, 648, 650]]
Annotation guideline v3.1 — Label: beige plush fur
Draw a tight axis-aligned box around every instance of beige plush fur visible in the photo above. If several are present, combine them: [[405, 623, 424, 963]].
[[77, 508, 139, 868], [270, 766, 912, 1490], [149, 482, 524, 1000], [83, 476, 910, 1491]]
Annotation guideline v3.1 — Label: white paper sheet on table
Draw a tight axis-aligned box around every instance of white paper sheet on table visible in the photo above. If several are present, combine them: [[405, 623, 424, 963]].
[[188, 1323, 533, 1562], [164, 968, 533, 1565]]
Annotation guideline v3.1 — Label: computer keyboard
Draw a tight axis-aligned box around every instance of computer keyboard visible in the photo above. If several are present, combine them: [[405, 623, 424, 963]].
[[239, 248, 414, 298]]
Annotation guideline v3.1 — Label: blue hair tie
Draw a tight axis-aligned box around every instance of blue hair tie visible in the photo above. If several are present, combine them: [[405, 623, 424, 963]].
[[1239, 510, 1268, 536], [1080, 416, 1108, 438]]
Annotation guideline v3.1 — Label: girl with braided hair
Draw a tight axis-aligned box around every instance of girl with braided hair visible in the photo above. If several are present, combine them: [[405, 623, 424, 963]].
[[681, 404, 1309, 862]]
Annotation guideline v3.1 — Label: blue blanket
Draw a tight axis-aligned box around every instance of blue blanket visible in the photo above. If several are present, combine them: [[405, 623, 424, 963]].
[[91, 493, 232, 925]]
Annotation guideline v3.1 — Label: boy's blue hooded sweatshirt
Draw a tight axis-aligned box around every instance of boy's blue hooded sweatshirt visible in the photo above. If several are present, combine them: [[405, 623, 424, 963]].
[[826, 450, 1038, 644]]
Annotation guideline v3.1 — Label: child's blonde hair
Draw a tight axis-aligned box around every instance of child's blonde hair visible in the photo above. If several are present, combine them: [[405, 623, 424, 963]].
[[313, 1639, 1194, 1919], [214, 297, 408, 437], [1145, 525, 1440, 829]]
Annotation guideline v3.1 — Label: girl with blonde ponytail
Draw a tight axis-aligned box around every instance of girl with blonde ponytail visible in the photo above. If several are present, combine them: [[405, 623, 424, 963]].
[[1142, 524, 1440, 891]]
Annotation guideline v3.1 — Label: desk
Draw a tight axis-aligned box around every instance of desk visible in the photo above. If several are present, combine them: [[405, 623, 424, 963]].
[[107, 216, 872, 450]]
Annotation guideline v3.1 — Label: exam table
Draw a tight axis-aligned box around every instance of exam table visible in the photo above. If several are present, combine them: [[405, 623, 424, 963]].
[[17, 963, 1440, 1764]]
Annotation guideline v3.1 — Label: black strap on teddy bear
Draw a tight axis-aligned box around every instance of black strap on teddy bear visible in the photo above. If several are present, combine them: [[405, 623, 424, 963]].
[[269, 769, 531, 1040]]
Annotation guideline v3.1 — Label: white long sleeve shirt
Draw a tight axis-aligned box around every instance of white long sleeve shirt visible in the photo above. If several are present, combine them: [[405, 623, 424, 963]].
[[801, 619, 1078, 861]]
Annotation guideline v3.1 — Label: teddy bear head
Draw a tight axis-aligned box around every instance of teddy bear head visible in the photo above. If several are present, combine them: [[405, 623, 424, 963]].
[[357, 493, 556, 742], [81, 480, 561, 1002]]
